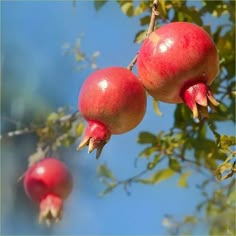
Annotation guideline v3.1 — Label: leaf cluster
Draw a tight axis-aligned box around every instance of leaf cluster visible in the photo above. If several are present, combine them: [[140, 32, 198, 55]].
[[94, 0, 235, 234]]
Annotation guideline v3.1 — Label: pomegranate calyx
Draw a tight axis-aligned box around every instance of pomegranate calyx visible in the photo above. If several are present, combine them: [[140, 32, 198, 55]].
[[180, 81, 220, 120], [77, 121, 111, 159], [39, 194, 63, 226], [77, 136, 107, 159]]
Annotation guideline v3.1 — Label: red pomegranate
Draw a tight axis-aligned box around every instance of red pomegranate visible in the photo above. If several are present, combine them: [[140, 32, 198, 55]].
[[137, 22, 219, 119], [23, 158, 73, 225], [78, 66, 147, 158]]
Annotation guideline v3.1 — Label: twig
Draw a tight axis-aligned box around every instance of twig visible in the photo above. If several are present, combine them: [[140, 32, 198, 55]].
[[127, 53, 139, 71], [127, 0, 160, 71], [0, 115, 22, 126], [0, 111, 81, 140], [0, 127, 36, 140], [112, 169, 149, 195]]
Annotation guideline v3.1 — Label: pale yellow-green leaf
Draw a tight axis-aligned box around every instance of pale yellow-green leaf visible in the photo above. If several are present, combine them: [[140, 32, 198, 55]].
[[75, 52, 85, 62], [47, 112, 59, 125], [119, 1, 134, 17], [134, 30, 146, 43], [138, 168, 175, 185], [227, 188, 236, 205], [134, 1, 148, 16], [184, 215, 197, 224], [152, 99, 163, 116], [61, 135, 76, 147], [147, 154, 161, 170], [99, 183, 116, 196], [178, 172, 191, 188], [231, 90, 236, 97], [134, 6, 143, 16], [152, 168, 176, 184], [97, 164, 115, 180], [219, 135, 236, 149], [75, 123, 84, 137], [139, 146, 158, 158]]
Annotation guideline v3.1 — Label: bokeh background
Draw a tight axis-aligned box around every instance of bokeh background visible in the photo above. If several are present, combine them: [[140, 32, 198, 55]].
[[1, 1, 234, 235]]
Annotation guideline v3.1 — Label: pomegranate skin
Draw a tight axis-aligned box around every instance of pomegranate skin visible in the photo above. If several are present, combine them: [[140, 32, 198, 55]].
[[24, 158, 73, 225], [78, 66, 147, 158], [137, 22, 219, 118]]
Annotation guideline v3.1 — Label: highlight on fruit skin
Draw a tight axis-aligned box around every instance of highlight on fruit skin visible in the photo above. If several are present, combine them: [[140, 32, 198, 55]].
[[137, 21, 220, 120], [77, 66, 147, 159], [23, 157, 73, 226]]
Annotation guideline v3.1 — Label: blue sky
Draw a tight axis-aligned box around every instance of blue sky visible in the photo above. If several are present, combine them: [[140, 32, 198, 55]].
[[1, 1, 234, 235]]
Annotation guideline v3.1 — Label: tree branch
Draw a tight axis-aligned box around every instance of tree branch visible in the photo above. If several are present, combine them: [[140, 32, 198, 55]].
[[127, 0, 160, 71], [113, 169, 149, 195], [0, 111, 81, 140]]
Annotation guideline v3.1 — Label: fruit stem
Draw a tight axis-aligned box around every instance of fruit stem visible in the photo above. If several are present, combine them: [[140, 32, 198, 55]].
[[146, 0, 160, 37], [127, 0, 160, 71]]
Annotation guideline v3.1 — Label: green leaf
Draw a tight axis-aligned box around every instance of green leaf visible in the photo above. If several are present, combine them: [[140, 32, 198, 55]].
[[174, 104, 192, 129], [216, 162, 234, 181], [137, 132, 156, 144], [152, 99, 163, 116], [94, 0, 108, 11], [227, 187, 236, 205], [184, 215, 197, 225], [133, 1, 149, 16], [47, 112, 59, 125], [139, 146, 158, 158], [196, 201, 206, 211], [147, 154, 162, 170], [178, 172, 191, 188], [219, 135, 236, 150], [97, 164, 115, 180], [134, 30, 146, 43], [139, 15, 150, 26], [158, 0, 167, 17], [139, 168, 175, 184], [178, 6, 203, 25], [99, 183, 116, 196], [61, 135, 76, 147], [201, 0, 219, 13], [118, 1, 134, 17], [75, 51, 85, 62], [169, 158, 181, 172], [75, 123, 84, 137], [151, 168, 176, 184]]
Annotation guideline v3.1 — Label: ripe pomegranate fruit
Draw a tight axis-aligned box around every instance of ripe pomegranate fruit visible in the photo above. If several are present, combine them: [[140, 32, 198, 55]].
[[78, 66, 147, 158], [23, 157, 73, 225], [137, 22, 219, 119]]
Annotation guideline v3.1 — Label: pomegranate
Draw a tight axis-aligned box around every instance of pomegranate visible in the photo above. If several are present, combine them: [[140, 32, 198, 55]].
[[137, 22, 219, 119], [78, 66, 147, 158], [23, 157, 73, 225]]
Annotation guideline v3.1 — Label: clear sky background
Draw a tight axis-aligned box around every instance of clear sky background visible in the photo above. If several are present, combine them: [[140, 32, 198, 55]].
[[1, 1, 233, 235]]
